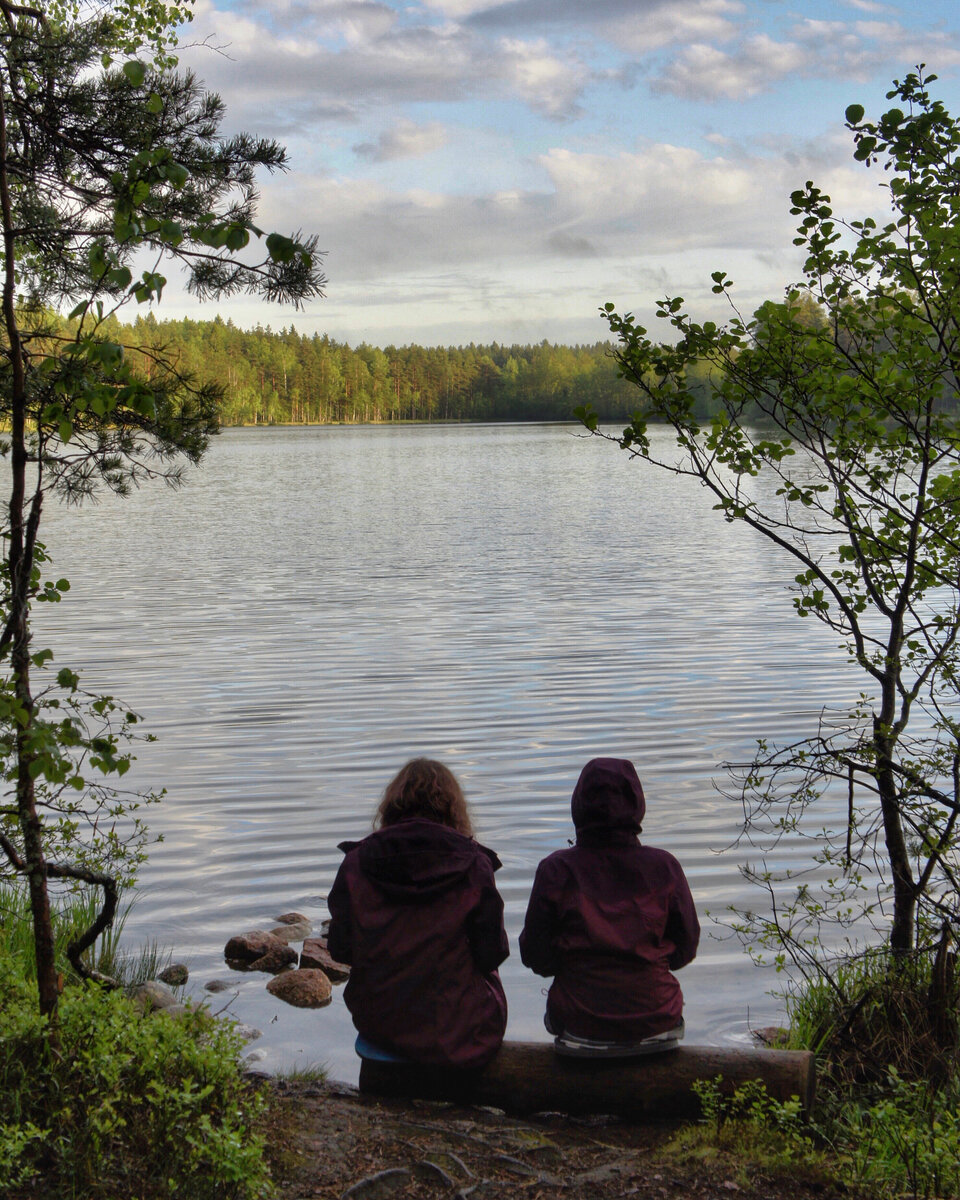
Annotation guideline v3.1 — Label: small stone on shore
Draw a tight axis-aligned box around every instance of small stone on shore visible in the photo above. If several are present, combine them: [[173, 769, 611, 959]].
[[753, 1026, 790, 1048], [266, 968, 332, 1008], [126, 980, 180, 1011], [157, 1002, 190, 1019], [228, 1021, 263, 1043], [273, 911, 309, 925]]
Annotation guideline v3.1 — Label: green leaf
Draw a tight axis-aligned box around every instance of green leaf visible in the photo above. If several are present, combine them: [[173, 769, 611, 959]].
[[225, 225, 250, 251], [145, 92, 164, 114], [845, 103, 865, 124], [123, 60, 147, 87], [58, 419, 74, 443], [87, 243, 108, 279], [266, 232, 296, 263], [854, 136, 877, 161], [159, 220, 183, 245], [130, 180, 150, 207]]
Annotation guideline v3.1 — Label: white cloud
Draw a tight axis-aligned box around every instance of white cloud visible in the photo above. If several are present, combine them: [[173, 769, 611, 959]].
[[154, 133, 909, 345], [652, 17, 960, 101], [653, 35, 807, 100], [601, 0, 742, 55], [255, 135, 883, 289], [160, 0, 960, 347], [498, 37, 588, 118], [353, 119, 449, 161], [842, 0, 892, 12], [416, 0, 493, 16], [180, 2, 594, 134]]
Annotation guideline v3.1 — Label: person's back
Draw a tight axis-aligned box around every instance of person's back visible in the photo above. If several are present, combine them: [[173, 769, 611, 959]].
[[519, 758, 699, 1043], [328, 759, 508, 1069]]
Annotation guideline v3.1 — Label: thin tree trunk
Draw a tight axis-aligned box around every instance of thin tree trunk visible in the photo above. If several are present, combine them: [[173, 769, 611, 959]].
[[0, 72, 60, 1020], [875, 707, 916, 953]]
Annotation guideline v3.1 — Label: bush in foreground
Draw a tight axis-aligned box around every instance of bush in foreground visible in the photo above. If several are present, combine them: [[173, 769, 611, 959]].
[[784, 947, 960, 1199], [0, 962, 273, 1199]]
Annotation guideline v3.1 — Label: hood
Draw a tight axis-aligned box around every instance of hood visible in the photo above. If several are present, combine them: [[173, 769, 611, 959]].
[[339, 817, 500, 899], [571, 758, 645, 840]]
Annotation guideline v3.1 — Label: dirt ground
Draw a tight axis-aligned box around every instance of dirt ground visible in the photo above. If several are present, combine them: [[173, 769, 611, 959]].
[[266, 1079, 856, 1200]]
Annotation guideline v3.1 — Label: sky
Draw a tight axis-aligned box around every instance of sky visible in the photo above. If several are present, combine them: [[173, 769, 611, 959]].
[[167, 0, 960, 348]]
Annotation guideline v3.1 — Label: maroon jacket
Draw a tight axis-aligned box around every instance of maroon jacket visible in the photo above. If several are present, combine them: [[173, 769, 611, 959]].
[[519, 759, 699, 1041], [327, 818, 509, 1069]]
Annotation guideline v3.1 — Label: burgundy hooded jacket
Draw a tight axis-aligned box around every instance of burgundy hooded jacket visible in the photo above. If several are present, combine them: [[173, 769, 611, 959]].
[[519, 758, 699, 1042], [327, 817, 509, 1069]]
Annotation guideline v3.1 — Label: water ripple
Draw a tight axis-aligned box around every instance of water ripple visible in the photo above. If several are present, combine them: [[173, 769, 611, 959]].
[[35, 423, 861, 1081]]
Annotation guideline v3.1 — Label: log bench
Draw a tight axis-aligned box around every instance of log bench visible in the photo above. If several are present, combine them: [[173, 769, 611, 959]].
[[359, 1040, 816, 1121]]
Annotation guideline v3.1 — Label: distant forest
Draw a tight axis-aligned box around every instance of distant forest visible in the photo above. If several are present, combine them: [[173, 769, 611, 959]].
[[118, 313, 693, 426]]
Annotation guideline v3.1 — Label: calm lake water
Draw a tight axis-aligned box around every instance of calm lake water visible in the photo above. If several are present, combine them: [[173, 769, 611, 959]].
[[36, 422, 856, 1082]]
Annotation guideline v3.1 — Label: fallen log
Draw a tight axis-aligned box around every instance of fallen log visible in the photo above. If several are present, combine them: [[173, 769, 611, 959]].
[[359, 1040, 815, 1121]]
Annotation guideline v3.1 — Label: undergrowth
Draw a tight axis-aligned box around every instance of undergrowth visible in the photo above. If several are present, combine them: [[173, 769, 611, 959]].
[[785, 943, 960, 1200], [663, 1076, 830, 1189], [0, 961, 275, 1199], [671, 945, 960, 1200]]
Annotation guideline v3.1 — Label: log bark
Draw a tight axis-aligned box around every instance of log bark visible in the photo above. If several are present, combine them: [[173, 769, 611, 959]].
[[359, 1041, 816, 1121]]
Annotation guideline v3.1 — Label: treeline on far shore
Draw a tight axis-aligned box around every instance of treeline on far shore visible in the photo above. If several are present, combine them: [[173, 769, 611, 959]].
[[112, 312, 725, 427], [121, 313, 650, 425]]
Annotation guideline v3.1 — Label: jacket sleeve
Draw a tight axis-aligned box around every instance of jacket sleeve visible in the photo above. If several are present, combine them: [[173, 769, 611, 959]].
[[326, 859, 353, 966], [518, 859, 561, 978], [665, 858, 700, 971], [467, 861, 510, 975]]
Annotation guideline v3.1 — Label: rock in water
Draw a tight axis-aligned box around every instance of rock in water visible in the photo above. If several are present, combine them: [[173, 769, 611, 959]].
[[273, 911, 309, 925], [300, 937, 350, 981], [266, 968, 332, 1008], [204, 979, 235, 993], [225, 930, 296, 970], [158, 963, 189, 986], [250, 945, 298, 974], [269, 920, 312, 943]]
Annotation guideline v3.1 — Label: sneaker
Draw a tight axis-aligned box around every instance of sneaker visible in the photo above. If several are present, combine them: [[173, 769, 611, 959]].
[[554, 1020, 684, 1059]]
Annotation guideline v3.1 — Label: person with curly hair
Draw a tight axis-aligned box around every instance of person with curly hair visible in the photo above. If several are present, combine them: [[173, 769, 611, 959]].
[[327, 758, 509, 1069]]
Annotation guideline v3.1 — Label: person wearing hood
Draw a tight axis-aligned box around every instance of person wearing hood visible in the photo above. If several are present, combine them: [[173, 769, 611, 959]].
[[327, 758, 509, 1070], [519, 758, 699, 1048]]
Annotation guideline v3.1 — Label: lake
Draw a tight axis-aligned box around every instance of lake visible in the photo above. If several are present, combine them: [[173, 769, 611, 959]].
[[35, 422, 856, 1082]]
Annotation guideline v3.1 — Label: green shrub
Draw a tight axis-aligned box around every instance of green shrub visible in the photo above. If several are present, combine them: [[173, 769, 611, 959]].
[[0, 962, 274, 1199], [784, 947, 960, 1199], [689, 1076, 812, 1155], [840, 1071, 960, 1200], [662, 1075, 829, 1190]]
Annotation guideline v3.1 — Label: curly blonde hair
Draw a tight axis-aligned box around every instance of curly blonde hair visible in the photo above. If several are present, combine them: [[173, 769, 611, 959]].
[[375, 758, 474, 837]]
